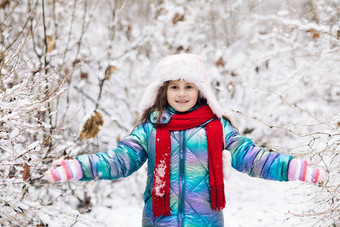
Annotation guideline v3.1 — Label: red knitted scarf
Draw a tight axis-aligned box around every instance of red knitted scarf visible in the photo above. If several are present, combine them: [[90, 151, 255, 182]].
[[152, 105, 226, 218]]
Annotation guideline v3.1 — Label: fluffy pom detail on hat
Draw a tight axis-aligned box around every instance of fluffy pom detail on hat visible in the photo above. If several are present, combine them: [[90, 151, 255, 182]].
[[153, 53, 206, 83], [138, 53, 223, 118]]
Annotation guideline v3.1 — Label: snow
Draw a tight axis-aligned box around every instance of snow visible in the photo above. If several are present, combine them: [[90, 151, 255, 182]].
[[1, 0, 339, 226], [85, 202, 143, 227], [27, 141, 41, 150], [154, 160, 167, 196]]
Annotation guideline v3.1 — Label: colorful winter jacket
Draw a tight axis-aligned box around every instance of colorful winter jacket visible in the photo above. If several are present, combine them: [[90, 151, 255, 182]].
[[76, 107, 293, 227]]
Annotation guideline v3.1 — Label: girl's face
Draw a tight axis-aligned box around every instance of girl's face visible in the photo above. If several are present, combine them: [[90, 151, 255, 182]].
[[167, 79, 199, 112]]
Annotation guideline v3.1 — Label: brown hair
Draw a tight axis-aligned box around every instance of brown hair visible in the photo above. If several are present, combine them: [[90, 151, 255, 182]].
[[137, 81, 170, 125]]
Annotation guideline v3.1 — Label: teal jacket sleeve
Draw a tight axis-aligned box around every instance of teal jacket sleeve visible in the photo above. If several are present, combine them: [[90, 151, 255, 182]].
[[222, 119, 293, 181], [76, 123, 149, 181]]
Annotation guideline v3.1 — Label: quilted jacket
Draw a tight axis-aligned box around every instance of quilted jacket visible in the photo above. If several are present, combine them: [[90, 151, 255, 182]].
[[76, 107, 293, 227]]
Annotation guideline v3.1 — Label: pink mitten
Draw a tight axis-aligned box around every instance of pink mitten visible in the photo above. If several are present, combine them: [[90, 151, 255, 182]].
[[45, 159, 83, 183], [288, 159, 326, 183]]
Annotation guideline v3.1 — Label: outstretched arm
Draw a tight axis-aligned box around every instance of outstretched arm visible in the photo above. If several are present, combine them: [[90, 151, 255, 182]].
[[45, 123, 150, 183], [222, 118, 292, 181], [222, 119, 325, 183], [77, 123, 149, 181]]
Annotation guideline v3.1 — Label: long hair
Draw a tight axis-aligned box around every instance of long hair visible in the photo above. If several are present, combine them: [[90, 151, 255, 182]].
[[137, 81, 170, 125]]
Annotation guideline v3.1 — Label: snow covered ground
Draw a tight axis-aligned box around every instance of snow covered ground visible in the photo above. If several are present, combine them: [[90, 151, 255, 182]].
[[68, 167, 312, 227]]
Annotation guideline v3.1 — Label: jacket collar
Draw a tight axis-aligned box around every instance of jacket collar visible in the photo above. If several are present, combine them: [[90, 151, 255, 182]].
[[149, 105, 200, 124], [150, 108, 171, 124]]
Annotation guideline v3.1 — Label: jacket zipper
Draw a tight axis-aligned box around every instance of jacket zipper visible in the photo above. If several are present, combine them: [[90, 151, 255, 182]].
[[178, 131, 184, 227]]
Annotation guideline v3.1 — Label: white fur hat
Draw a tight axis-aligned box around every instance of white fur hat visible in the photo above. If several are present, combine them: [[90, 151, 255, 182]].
[[138, 53, 223, 118]]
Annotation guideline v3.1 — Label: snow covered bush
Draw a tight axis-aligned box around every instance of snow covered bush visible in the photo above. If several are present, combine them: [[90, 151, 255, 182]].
[[0, 0, 339, 226], [0, 25, 66, 226], [0, 1, 84, 225]]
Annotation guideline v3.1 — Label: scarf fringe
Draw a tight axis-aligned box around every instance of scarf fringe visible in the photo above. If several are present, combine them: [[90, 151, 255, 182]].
[[211, 185, 226, 211], [152, 193, 171, 218]]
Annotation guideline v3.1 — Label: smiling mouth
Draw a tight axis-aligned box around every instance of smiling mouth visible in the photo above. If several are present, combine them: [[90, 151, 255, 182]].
[[176, 100, 188, 103]]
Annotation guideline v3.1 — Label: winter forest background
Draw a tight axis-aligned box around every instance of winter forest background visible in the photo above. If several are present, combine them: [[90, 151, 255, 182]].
[[0, 0, 339, 226]]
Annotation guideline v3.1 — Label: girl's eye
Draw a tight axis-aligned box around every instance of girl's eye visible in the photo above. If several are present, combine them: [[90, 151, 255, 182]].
[[186, 85, 193, 89], [170, 85, 178, 89]]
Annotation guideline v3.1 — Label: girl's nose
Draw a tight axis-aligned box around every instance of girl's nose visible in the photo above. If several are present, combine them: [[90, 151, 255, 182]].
[[178, 89, 186, 96]]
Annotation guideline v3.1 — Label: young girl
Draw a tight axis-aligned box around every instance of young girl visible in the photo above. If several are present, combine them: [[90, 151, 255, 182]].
[[45, 53, 325, 226]]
